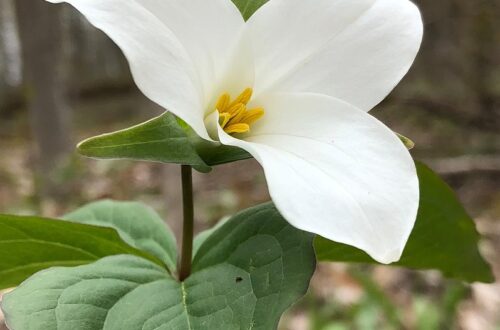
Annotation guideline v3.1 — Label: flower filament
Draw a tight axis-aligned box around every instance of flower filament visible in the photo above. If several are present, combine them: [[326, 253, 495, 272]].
[[215, 88, 264, 134]]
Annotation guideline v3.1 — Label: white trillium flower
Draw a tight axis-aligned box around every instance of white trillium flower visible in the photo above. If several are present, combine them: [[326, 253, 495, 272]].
[[48, 0, 423, 263]]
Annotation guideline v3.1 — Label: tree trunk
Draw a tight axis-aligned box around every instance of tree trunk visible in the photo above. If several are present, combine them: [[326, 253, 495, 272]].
[[14, 0, 72, 198], [0, 0, 22, 114]]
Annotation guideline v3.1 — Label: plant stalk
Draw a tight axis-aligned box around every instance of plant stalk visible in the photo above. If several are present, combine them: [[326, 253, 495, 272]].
[[179, 165, 194, 281]]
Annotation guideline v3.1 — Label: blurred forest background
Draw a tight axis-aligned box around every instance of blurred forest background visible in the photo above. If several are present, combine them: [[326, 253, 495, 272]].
[[0, 0, 499, 329]]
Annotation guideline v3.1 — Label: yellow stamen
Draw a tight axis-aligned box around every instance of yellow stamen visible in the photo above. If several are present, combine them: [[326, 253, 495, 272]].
[[225, 123, 250, 134], [227, 104, 248, 126], [219, 112, 231, 129], [226, 103, 246, 116], [213, 87, 264, 135], [216, 93, 231, 112], [230, 88, 253, 107], [240, 107, 265, 126]]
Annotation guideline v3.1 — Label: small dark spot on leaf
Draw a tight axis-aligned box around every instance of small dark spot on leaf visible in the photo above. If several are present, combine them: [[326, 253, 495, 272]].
[[235, 277, 243, 283]]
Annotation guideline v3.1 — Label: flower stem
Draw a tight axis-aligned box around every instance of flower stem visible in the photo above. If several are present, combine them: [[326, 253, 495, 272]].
[[179, 165, 194, 281]]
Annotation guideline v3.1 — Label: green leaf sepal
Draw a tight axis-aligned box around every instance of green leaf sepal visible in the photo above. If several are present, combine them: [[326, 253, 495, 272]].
[[76, 112, 252, 173]]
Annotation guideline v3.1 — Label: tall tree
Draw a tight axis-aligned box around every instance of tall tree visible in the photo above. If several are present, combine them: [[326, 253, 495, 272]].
[[14, 0, 72, 198], [0, 0, 22, 113]]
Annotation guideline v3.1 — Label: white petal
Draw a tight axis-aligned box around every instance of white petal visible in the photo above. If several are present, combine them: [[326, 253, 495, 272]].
[[207, 29, 256, 110], [248, 0, 423, 111], [131, 0, 246, 106], [219, 93, 419, 263], [47, 0, 244, 139]]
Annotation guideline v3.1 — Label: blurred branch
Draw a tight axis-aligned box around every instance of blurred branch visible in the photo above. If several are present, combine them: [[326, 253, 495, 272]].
[[400, 98, 500, 132], [424, 155, 500, 176], [76, 80, 135, 100]]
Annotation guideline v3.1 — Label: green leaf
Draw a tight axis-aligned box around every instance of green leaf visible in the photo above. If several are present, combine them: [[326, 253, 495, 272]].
[[189, 136, 252, 167], [177, 117, 252, 166], [315, 162, 494, 283], [0, 214, 161, 290], [77, 112, 211, 173], [192, 218, 227, 257], [64, 200, 178, 273], [2, 203, 316, 329], [77, 112, 253, 171], [232, 0, 269, 20]]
